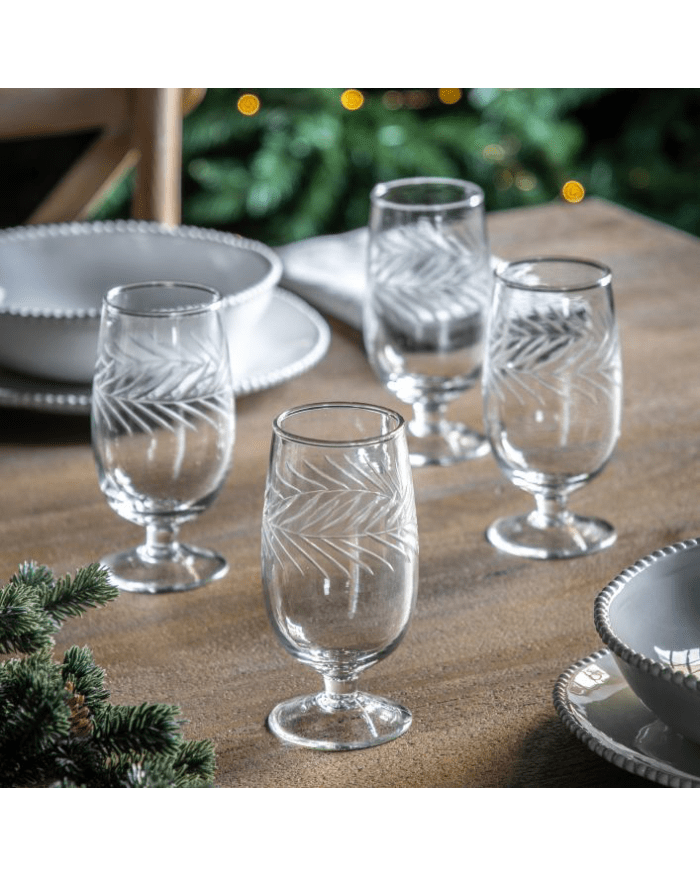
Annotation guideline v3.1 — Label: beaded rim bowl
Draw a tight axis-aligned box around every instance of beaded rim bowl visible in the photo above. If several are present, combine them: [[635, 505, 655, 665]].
[[0, 220, 282, 382], [594, 538, 700, 744]]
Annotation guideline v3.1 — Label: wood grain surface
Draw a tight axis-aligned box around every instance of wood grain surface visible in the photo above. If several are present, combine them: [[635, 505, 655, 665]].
[[1, 198, 697, 787]]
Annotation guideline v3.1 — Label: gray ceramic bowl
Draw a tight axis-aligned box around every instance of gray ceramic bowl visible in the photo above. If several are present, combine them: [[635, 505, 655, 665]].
[[0, 221, 282, 383], [595, 538, 700, 745]]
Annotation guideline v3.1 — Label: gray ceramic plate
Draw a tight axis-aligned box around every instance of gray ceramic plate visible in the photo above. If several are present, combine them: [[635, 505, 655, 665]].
[[554, 649, 700, 787]]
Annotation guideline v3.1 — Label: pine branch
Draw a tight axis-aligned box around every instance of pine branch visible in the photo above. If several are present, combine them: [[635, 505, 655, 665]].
[[9, 562, 55, 591], [94, 736, 216, 787], [171, 738, 216, 787], [0, 585, 54, 654], [0, 654, 71, 775], [0, 561, 218, 787], [40, 563, 118, 624], [117, 759, 182, 788], [1, 563, 116, 655], [38, 736, 105, 788], [92, 702, 182, 758]]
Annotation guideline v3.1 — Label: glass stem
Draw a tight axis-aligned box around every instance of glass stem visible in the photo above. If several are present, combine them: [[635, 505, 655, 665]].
[[321, 676, 360, 710], [143, 524, 180, 561], [411, 400, 448, 436], [532, 492, 568, 528]]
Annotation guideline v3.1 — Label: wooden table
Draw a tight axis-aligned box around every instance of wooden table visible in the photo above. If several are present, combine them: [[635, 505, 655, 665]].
[[1, 197, 698, 787]]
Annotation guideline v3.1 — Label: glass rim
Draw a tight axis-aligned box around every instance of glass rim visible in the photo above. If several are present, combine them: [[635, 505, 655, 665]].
[[495, 256, 612, 292], [272, 401, 405, 447], [370, 177, 484, 211], [104, 280, 223, 317]]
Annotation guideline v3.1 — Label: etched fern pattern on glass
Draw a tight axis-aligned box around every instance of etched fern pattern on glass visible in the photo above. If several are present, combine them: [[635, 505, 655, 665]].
[[93, 321, 234, 525], [262, 445, 417, 674], [367, 217, 492, 396], [363, 178, 493, 467], [482, 258, 622, 559], [91, 281, 235, 592], [485, 297, 622, 491]]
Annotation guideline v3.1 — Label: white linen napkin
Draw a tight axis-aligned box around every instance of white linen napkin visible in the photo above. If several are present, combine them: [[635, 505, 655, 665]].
[[276, 227, 502, 331], [275, 227, 368, 330]]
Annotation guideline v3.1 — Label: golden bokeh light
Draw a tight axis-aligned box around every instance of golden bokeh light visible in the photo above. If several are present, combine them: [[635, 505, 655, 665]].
[[562, 180, 585, 203], [341, 89, 364, 111], [439, 88, 462, 105], [237, 93, 261, 116]]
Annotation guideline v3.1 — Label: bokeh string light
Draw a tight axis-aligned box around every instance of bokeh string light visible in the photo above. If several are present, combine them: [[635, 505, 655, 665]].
[[237, 93, 261, 116], [438, 89, 462, 105], [561, 180, 585, 203], [341, 89, 364, 110]]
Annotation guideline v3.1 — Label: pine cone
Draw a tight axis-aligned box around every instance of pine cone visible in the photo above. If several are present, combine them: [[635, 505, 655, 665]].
[[65, 681, 93, 738]]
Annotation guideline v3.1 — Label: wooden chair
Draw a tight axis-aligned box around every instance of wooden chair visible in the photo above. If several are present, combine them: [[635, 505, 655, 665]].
[[0, 88, 206, 226]]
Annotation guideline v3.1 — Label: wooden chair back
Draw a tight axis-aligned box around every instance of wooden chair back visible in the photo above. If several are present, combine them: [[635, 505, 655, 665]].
[[0, 88, 205, 226]]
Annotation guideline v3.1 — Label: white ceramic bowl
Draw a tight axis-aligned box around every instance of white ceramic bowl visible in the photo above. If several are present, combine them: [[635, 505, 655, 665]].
[[595, 538, 700, 745], [0, 220, 282, 383]]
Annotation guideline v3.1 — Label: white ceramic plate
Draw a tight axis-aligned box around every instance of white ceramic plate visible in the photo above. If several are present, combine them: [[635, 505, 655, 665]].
[[0, 288, 330, 414], [554, 649, 700, 787]]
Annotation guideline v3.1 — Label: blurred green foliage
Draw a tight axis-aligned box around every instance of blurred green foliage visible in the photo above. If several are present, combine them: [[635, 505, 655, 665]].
[[35, 88, 700, 245]]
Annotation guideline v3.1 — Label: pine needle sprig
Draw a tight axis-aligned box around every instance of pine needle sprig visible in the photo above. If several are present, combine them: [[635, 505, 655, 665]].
[[9, 561, 55, 591], [0, 655, 71, 782], [171, 738, 217, 787], [1, 562, 116, 655], [91, 702, 183, 759], [39, 563, 118, 625], [96, 736, 216, 787], [0, 584, 54, 655], [38, 736, 105, 787]]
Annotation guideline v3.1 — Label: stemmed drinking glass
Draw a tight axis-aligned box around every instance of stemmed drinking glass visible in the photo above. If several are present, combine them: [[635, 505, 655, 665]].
[[261, 402, 419, 750], [482, 257, 622, 559], [91, 281, 236, 593], [363, 177, 493, 467]]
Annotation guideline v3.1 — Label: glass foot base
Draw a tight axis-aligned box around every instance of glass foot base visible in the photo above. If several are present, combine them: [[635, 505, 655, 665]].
[[268, 691, 412, 751], [486, 511, 616, 559], [407, 421, 490, 467], [101, 544, 228, 593]]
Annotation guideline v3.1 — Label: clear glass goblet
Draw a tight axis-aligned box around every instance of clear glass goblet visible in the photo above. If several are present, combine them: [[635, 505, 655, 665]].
[[363, 177, 493, 467], [91, 281, 235, 593], [261, 401, 419, 750], [482, 257, 623, 559]]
